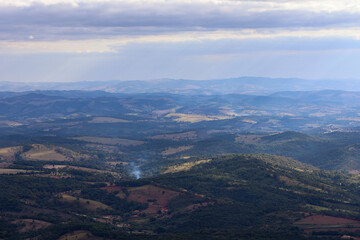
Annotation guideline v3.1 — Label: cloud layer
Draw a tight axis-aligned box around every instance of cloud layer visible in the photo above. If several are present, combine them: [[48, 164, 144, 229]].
[[1, 0, 360, 41], [1, 0, 360, 82]]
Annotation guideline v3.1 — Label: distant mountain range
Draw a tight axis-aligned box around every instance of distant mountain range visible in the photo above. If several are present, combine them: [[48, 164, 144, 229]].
[[3, 77, 360, 95]]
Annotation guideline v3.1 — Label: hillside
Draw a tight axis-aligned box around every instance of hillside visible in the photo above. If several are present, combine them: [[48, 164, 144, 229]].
[[0, 90, 360, 137], [3, 153, 360, 239], [2, 90, 360, 238], [148, 154, 360, 239], [305, 143, 360, 172]]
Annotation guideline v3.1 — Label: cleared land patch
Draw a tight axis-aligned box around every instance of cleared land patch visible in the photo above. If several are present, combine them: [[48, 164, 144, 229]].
[[73, 137, 144, 146], [60, 194, 112, 211], [88, 117, 130, 124], [165, 113, 234, 123], [0, 169, 29, 174], [150, 131, 197, 140], [12, 219, 52, 233], [0, 146, 22, 161], [43, 164, 68, 169], [21, 144, 88, 162], [23, 150, 69, 161], [100, 186, 127, 198], [219, 109, 240, 117], [0, 162, 11, 168], [241, 119, 257, 124], [295, 215, 360, 233], [126, 185, 181, 215], [164, 159, 211, 174], [43, 165, 120, 176], [58, 230, 102, 240], [0, 120, 23, 127], [161, 146, 193, 156]]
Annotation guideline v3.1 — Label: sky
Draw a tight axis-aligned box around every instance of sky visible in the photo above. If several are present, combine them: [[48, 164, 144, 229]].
[[1, 0, 360, 82]]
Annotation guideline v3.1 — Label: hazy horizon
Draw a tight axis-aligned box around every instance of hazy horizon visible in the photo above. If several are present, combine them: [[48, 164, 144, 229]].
[[2, 76, 360, 83]]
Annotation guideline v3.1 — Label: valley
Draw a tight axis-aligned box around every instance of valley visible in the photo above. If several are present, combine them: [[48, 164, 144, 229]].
[[2, 89, 360, 239]]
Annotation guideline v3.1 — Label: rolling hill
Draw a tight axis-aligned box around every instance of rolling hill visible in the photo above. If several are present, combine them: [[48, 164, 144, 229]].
[[147, 154, 360, 239], [3, 77, 360, 95], [3, 153, 360, 239]]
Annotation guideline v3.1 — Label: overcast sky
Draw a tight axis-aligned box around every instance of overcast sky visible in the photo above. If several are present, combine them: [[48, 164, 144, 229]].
[[1, 0, 360, 82]]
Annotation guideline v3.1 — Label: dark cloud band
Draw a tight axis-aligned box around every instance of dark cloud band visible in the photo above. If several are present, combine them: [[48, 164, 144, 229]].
[[0, 1, 358, 41]]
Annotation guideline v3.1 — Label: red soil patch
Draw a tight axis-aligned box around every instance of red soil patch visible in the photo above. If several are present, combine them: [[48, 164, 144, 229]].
[[12, 219, 52, 232], [341, 236, 360, 240], [297, 215, 360, 225], [296, 215, 360, 234], [127, 185, 180, 215], [184, 201, 215, 211], [0, 162, 11, 168], [304, 228, 360, 233]]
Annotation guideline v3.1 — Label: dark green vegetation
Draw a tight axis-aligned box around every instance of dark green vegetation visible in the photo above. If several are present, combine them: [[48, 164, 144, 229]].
[[3, 154, 360, 239], [151, 154, 360, 238], [2, 90, 360, 239], [1, 89, 360, 136]]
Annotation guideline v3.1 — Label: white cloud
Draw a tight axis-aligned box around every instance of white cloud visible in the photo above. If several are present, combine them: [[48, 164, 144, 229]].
[[0, 0, 359, 40], [1, 0, 359, 12], [3, 28, 360, 54]]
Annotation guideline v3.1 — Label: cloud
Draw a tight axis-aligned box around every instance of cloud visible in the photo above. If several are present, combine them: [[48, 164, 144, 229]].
[[1, 0, 360, 82], [3, 28, 360, 54], [1, 0, 360, 42]]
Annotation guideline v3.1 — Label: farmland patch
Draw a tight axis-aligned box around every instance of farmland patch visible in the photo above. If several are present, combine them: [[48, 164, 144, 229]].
[[88, 117, 130, 124], [12, 219, 52, 232], [0, 169, 29, 174], [164, 159, 211, 173], [73, 137, 144, 146], [165, 113, 234, 123], [161, 146, 193, 156], [60, 194, 112, 211], [150, 131, 197, 140], [126, 185, 181, 215], [58, 230, 102, 240], [21, 144, 88, 162], [0, 146, 22, 161], [295, 215, 360, 233]]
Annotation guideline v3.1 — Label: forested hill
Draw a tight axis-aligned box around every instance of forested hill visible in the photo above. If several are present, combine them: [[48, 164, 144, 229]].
[[3, 153, 360, 239], [146, 154, 360, 238], [3, 77, 360, 94]]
